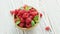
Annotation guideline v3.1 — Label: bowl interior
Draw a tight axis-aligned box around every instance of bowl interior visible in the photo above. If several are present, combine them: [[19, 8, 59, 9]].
[[14, 14, 40, 31]]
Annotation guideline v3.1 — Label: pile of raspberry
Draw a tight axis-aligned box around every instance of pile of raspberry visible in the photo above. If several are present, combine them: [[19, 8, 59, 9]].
[[10, 5, 39, 28]]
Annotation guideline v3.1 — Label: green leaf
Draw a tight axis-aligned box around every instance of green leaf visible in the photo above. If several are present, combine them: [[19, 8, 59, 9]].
[[33, 15, 39, 23], [25, 6, 31, 11], [16, 20, 20, 25], [34, 20, 38, 23], [31, 20, 35, 26]]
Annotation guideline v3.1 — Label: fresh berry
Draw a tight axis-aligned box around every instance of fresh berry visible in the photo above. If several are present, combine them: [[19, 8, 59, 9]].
[[34, 12, 38, 15], [14, 9, 19, 15], [10, 11, 15, 15], [18, 16, 22, 19], [22, 13, 29, 19], [19, 23, 24, 27], [18, 10, 26, 15], [20, 18, 25, 23], [30, 12, 36, 17], [29, 15, 33, 19], [45, 26, 50, 31], [40, 13, 42, 18], [30, 7, 36, 12], [26, 18, 32, 24], [26, 24, 31, 28], [28, 10, 31, 13], [17, 13, 22, 17]]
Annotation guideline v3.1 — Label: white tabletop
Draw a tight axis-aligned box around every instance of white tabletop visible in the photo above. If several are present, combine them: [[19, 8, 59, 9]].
[[0, 0, 60, 34]]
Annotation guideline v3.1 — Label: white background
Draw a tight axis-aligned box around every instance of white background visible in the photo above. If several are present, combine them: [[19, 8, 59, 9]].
[[0, 0, 60, 34]]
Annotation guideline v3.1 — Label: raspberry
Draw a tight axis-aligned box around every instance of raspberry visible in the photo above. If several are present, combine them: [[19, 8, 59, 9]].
[[20, 18, 25, 23], [45, 26, 50, 31], [17, 13, 22, 17], [29, 15, 33, 19], [26, 24, 31, 28], [19, 23, 24, 27], [34, 12, 38, 15], [30, 12, 36, 17], [28, 10, 31, 13], [22, 13, 29, 19], [40, 13, 42, 18], [14, 9, 19, 15], [26, 18, 32, 24], [18, 10, 26, 15], [10, 11, 15, 15], [30, 7, 36, 12], [18, 16, 22, 19]]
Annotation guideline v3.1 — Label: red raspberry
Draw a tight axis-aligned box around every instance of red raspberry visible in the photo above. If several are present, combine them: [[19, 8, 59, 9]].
[[26, 18, 32, 24], [20, 18, 25, 23], [14, 9, 19, 15], [18, 10, 26, 15], [30, 7, 36, 12], [34, 11, 38, 15], [10, 10, 15, 15], [18, 16, 22, 19], [17, 13, 22, 17], [19, 23, 24, 27], [30, 12, 37, 17], [40, 13, 42, 18], [26, 24, 31, 28], [28, 10, 31, 13], [22, 13, 29, 19], [29, 15, 33, 19], [45, 26, 50, 31]]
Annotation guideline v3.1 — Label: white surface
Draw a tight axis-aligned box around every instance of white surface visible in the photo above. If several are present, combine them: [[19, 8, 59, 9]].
[[0, 0, 60, 34]]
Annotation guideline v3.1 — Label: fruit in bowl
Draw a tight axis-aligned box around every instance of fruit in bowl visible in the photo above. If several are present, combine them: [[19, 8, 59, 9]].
[[10, 5, 40, 30]]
